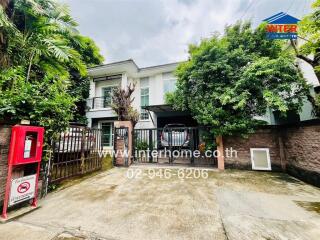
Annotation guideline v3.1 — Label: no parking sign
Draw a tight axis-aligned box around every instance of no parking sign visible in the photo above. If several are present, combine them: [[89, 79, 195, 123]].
[[9, 175, 36, 206]]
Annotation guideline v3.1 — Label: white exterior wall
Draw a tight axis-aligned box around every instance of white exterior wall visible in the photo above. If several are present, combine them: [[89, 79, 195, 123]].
[[134, 74, 162, 129], [89, 80, 95, 98]]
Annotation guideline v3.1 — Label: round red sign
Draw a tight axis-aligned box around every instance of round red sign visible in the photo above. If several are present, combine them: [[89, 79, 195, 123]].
[[17, 181, 30, 193]]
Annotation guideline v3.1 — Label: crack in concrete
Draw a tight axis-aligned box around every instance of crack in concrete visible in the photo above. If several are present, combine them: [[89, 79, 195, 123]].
[[15, 220, 117, 240]]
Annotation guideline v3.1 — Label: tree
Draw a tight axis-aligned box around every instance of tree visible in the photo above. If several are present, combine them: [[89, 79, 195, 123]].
[[290, 0, 320, 115], [111, 84, 139, 126], [292, 0, 320, 82], [67, 36, 104, 123], [0, 0, 103, 138], [168, 22, 309, 137]]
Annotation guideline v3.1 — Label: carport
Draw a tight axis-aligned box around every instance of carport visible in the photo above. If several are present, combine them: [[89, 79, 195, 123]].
[[142, 104, 198, 128], [135, 105, 216, 166]]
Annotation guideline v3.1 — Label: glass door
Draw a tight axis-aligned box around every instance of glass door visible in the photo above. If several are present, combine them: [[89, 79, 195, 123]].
[[101, 122, 113, 147]]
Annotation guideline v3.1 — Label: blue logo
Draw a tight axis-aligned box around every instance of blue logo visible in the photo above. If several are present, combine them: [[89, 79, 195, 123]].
[[263, 12, 300, 39]]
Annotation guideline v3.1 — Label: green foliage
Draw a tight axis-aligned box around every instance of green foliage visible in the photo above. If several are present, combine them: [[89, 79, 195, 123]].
[[135, 140, 154, 151], [240, 57, 309, 113], [299, 0, 320, 59], [135, 141, 149, 151], [0, 0, 103, 139], [297, 0, 320, 116], [164, 92, 175, 105], [199, 129, 216, 151], [171, 21, 310, 136], [0, 67, 75, 139]]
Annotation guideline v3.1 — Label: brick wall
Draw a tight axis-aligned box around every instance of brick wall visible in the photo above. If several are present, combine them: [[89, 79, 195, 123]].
[[0, 148, 9, 202], [223, 122, 320, 187], [283, 124, 320, 187], [0, 125, 11, 203], [224, 128, 283, 171]]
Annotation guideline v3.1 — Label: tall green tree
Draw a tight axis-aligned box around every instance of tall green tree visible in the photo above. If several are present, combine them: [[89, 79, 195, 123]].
[[0, 0, 103, 136], [292, 0, 320, 82], [291, 0, 320, 115], [168, 22, 309, 137]]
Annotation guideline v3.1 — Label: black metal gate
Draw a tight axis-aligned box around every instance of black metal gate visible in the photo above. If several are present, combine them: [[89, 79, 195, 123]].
[[133, 127, 217, 167], [49, 126, 103, 183]]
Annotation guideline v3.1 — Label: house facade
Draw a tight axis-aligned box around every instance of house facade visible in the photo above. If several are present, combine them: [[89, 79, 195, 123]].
[[86, 59, 189, 149], [86, 58, 319, 149]]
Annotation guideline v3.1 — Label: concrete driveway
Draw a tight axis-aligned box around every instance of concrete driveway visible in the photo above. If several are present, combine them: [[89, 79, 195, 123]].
[[0, 166, 320, 240]]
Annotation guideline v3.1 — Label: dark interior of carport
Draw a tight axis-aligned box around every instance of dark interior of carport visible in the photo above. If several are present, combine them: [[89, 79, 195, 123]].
[[143, 104, 198, 127]]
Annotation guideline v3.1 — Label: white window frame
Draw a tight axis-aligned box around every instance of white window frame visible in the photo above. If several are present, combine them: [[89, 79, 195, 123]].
[[99, 121, 114, 147], [250, 148, 271, 171], [140, 87, 150, 121], [101, 85, 117, 108]]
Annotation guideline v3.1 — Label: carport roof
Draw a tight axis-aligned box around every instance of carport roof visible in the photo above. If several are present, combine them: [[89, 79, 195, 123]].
[[142, 104, 175, 113]]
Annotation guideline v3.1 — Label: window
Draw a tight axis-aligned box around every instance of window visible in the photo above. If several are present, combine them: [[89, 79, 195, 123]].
[[140, 87, 149, 120], [101, 123, 113, 147], [102, 87, 116, 108], [163, 79, 177, 94], [250, 148, 271, 170]]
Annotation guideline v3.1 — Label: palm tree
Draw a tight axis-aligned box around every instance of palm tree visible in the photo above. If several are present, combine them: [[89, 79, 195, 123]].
[[0, 0, 85, 78]]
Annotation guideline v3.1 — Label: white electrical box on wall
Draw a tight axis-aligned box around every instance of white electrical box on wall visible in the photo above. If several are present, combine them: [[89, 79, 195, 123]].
[[250, 148, 271, 171]]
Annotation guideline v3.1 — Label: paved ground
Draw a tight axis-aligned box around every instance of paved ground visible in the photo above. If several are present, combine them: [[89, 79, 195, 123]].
[[0, 166, 320, 240]]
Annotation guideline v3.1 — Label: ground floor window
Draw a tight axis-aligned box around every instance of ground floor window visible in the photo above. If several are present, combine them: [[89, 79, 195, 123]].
[[101, 122, 113, 147]]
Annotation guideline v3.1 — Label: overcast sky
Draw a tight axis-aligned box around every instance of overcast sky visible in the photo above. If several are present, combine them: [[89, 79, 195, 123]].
[[61, 0, 313, 67]]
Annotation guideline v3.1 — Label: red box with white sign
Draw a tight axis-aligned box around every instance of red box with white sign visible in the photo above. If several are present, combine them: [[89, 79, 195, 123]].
[[8, 125, 44, 165], [2, 125, 44, 220]]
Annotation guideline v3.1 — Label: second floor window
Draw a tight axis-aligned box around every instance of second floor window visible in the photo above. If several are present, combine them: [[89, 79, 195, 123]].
[[164, 79, 177, 94], [102, 87, 115, 108], [140, 87, 149, 120]]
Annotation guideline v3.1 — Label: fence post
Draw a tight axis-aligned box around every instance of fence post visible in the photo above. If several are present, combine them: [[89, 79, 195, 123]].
[[216, 135, 225, 170], [80, 127, 86, 174], [169, 129, 173, 164], [190, 128, 194, 164], [148, 130, 153, 163]]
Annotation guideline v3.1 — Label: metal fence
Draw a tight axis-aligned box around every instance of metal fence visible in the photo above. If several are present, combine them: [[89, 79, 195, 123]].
[[133, 127, 217, 167], [49, 126, 103, 183]]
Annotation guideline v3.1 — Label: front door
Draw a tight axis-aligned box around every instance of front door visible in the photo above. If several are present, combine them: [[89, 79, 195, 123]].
[[101, 122, 113, 148]]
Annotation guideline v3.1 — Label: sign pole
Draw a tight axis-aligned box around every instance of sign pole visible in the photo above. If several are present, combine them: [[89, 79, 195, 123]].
[[1, 164, 13, 219], [31, 162, 41, 207]]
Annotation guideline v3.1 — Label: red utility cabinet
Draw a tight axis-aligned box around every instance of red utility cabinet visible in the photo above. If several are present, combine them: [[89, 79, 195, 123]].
[[9, 125, 44, 165], [2, 125, 45, 219]]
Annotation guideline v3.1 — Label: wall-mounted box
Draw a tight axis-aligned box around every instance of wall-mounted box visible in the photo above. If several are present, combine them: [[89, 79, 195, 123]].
[[8, 125, 44, 166]]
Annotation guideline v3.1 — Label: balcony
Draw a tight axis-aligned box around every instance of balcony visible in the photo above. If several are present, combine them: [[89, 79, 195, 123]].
[[86, 97, 117, 119], [86, 97, 112, 110]]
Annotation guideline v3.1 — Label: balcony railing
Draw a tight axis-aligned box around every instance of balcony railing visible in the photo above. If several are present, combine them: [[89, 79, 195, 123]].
[[87, 97, 112, 110]]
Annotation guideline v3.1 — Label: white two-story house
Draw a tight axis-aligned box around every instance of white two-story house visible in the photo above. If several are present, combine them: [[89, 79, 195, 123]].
[[86, 58, 319, 149], [86, 59, 196, 148]]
